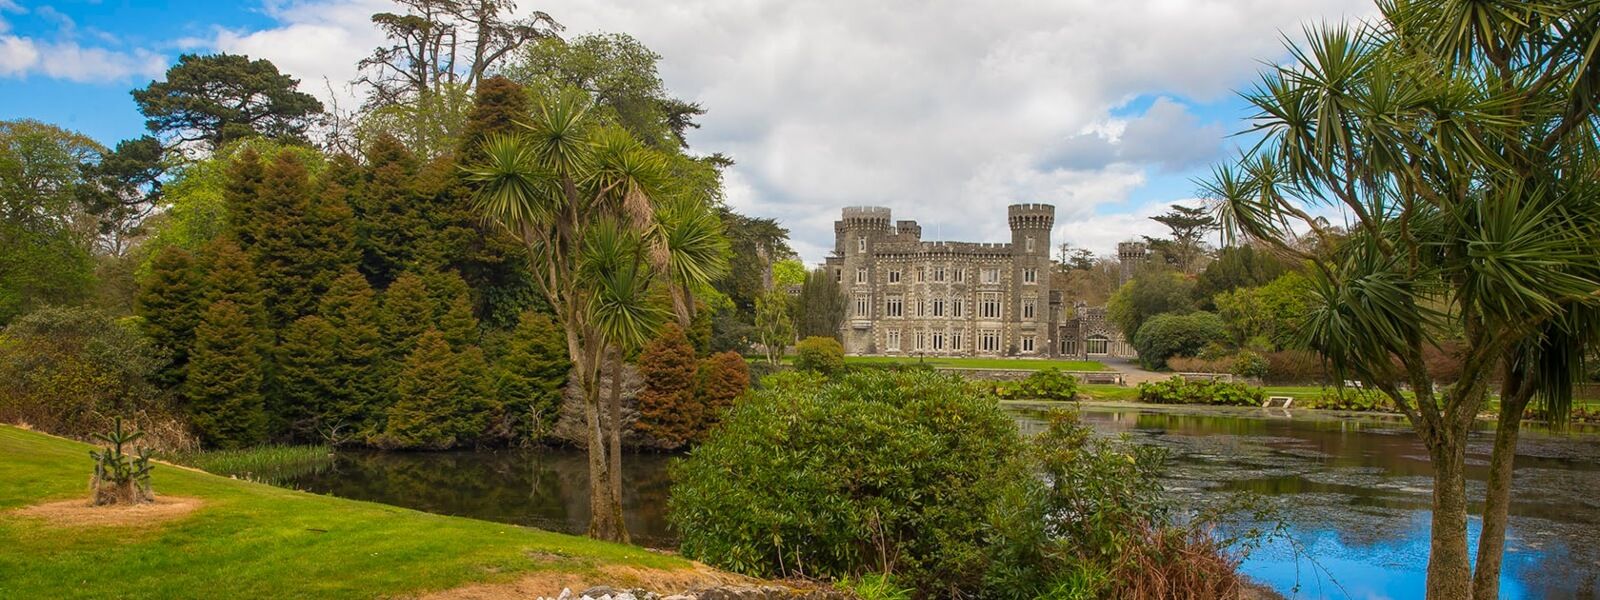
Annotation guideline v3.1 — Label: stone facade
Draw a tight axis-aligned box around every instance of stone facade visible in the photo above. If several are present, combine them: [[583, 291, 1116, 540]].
[[823, 205, 1136, 360]]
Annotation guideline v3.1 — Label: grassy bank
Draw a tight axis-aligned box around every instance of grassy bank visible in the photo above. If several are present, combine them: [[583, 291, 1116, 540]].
[[0, 425, 694, 599], [162, 444, 334, 484]]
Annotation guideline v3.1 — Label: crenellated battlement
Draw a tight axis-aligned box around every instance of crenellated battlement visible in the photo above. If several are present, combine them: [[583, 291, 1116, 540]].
[[1007, 203, 1055, 230], [838, 206, 894, 232]]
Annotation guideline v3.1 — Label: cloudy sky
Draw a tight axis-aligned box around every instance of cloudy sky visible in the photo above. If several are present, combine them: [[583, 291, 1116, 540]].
[[0, 0, 1374, 264]]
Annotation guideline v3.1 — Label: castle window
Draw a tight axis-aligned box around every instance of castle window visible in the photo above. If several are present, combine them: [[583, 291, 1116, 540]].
[[917, 299, 926, 317], [885, 294, 903, 318], [914, 330, 926, 351], [1026, 236, 1035, 252], [953, 268, 965, 283], [855, 294, 870, 317], [834, 268, 842, 283], [979, 329, 1001, 352], [953, 298, 965, 318], [858, 237, 866, 253], [952, 331, 964, 350], [932, 266, 946, 282], [931, 331, 945, 350], [979, 293, 1001, 319], [886, 329, 901, 351], [888, 269, 901, 283], [1086, 335, 1110, 355], [1061, 339, 1076, 354], [856, 268, 868, 284], [1021, 335, 1035, 353], [931, 297, 946, 317], [981, 268, 1000, 284], [917, 267, 926, 282], [1023, 268, 1037, 284], [1022, 297, 1036, 320]]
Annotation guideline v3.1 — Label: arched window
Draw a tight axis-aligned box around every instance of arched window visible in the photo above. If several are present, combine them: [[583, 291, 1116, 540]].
[[1085, 334, 1110, 356]]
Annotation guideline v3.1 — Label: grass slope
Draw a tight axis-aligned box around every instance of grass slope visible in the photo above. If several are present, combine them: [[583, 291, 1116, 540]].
[[0, 425, 688, 599]]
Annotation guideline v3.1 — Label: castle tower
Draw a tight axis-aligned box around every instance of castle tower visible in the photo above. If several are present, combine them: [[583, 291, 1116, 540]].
[[1117, 241, 1147, 286], [835, 207, 893, 354], [1009, 204, 1054, 355]]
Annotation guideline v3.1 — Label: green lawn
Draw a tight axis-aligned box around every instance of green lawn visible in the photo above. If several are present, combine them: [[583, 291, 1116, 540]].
[[0, 425, 692, 599], [1078, 384, 1338, 403], [774, 355, 1109, 371]]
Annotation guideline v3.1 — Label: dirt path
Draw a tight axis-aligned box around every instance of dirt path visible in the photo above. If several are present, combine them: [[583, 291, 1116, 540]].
[[1099, 357, 1168, 385]]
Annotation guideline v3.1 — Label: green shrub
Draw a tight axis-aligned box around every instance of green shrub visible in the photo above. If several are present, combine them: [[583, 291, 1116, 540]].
[[996, 368, 1079, 400], [1230, 351, 1269, 379], [669, 370, 1025, 594], [835, 574, 913, 600], [1309, 387, 1392, 412], [1131, 312, 1226, 370], [792, 336, 845, 375], [1136, 376, 1264, 406], [89, 417, 156, 506]]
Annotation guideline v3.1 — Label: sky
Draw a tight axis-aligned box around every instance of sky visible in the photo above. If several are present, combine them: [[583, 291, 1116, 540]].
[[0, 0, 1377, 265]]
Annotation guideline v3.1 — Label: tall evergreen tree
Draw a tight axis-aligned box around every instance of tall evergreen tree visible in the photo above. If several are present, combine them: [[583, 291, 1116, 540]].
[[376, 329, 469, 450], [458, 75, 533, 163], [317, 270, 386, 435], [251, 152, 326, 326], [274, 315, 339, 440], [224, 148, 266, 247], [136, 245, 201, 386], [378, 271, 434, 362], [199, 236, 265, 322], [496, 310, 571, 440], [185, 300, 267, 449], [795, 268, 846, 340], [634, 323, 699, 449], [354, 135, 426, 287]]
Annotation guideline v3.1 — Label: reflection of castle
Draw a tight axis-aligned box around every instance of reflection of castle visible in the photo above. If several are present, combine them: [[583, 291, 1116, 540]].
[[823, 205, 1136, 359]]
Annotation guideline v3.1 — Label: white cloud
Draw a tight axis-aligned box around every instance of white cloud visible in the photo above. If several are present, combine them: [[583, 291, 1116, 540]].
[[177, 0, 1376, 262], [0, 34, 165, 82]]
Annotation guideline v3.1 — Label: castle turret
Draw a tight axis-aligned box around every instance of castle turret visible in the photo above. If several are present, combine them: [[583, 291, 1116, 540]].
[[1117, 241, 1147, 285], [835, 207, 894, 354], [1009, 204, 1054, 355]]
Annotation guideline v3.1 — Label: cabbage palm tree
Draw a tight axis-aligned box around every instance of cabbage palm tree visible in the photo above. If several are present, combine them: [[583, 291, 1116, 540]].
[[1203, 2, 1600, 598], [466, 89, 727, 542]]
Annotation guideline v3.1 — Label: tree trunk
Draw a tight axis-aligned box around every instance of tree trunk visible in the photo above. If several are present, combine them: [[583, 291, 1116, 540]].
[[1473, 395, 1530, 600], [608, 350, 624, 512], [1425, 426, 1475, 600], [570, 333, 628, 543]]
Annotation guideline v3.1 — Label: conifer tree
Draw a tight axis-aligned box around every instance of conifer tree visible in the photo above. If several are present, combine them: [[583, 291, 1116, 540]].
[[224, 148, 265, 247], [275, 315, 338, 440], [317, 270, 385, 433], [634, 323, 699, 449], [186, 300, 267, 449], [379, 271, 433, 361], [199, 236, 265, 323], [496, 310, 571, 440], [453, 343, 494, 446], [376, 329, 466, 450], [438, 291, 480, 348], [251, 152, 321, 326], [692, 351, 750, 441], [137, 245, 201, 386], [354, 135, 427, 287], [458, 76, 533, 163]]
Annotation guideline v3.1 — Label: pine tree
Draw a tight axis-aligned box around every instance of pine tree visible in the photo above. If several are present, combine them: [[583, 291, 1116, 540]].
[[437, 291, 480, 349], [692, 351, 750, 442], [317, 270, 386, 433], [137, 245, 201, 386], [274, 315, 339, 440], [224, 148, 265, 247], [199, 236, 265, 323], [376, 329, 465, 450], [458, 75, 533, 163], [186, 300, 267, 449], [251, 152, 321, 326], [378, 271, 433, 361], [496, 310, 571, 440], [453, 343, 494, 446], [354, 135, 427, 287], [634, 323, 699, 449]]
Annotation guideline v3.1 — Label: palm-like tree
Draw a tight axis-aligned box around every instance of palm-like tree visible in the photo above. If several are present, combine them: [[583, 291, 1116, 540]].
[[1203, 2, 1600, 598], [466, 89, 728, 542]]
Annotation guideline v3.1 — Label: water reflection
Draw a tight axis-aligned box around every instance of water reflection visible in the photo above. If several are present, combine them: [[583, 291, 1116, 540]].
[[278, 405, 1600, 599]]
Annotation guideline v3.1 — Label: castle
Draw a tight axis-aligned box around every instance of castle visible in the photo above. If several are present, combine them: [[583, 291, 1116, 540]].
[[823, 205, 1137, 360]]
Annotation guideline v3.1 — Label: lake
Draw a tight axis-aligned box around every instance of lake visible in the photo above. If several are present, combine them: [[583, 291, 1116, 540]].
[[279, 404, 1600, 599]]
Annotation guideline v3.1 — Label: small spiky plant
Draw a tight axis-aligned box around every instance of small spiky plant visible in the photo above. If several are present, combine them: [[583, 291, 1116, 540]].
[[89, 417, 155, 506]]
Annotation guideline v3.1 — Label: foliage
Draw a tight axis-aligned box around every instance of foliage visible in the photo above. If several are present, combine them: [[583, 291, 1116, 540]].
[[274, 315, 342, 439], [313, 270, 386, 438], [1192, 245, 1289, 308], [996, 368, 1080, 401], [1262, 350, 1325, 384], [1137, 377, 1264, 407], [494, 310, 570, 442], [692, 351, 750, 441], [1131, 312, 1226, 370], [1213, 271, 1310, 350], [88, 417, 155, 506], [1201, 4, 1600, 594], [795, 267, 847, 340], [1143, 204, 1216, 274], [1164, 356, 1234, 376], [374, 330, 487, 450], [793, 336, 845, 376], [131, 53, 323, 150], [136, 245, 201, 386], [1309, 387, 1392, 412], [0, 306, 183, 448], [161, 443, 331, 484], [1106, 269, 1194, 342], [753, 287, 793, 365], [835, 574, 913, 600], [669, 371, 1026, 594], [0, 120, 101, 324], [634, 324, 700, 449], [185, 300, 268, 449], [771, 259, 807, 286], [1231, 350, 1269, 379]]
